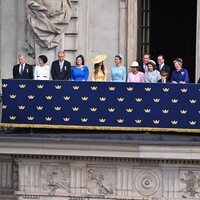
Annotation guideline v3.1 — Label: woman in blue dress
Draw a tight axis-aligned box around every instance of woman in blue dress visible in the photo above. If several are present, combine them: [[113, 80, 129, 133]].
[[71, 55, 89, 81], [110, 55, 126, 82]]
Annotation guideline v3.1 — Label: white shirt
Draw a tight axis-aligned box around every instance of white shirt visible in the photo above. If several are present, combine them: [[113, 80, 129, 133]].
[[34, 65, 51, 80]]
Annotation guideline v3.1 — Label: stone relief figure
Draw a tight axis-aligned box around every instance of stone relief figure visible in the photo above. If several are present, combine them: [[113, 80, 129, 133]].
[[26, 0, 72, 57], [180, 171, 200, 198]]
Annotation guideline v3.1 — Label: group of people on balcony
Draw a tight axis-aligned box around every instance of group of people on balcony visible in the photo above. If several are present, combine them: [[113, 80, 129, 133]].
[[13, 51, 200, 84]]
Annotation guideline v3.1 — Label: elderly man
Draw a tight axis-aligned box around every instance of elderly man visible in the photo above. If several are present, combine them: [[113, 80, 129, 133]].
[[13, 54, 33, 79], [51, 51, 71, 80]]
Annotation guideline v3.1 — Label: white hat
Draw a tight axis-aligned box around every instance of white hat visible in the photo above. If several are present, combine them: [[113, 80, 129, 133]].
[[130, 61, 139, 67]]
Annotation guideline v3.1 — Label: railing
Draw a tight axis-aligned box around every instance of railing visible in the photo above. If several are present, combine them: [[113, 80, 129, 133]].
[[0, 79, 200, 133]]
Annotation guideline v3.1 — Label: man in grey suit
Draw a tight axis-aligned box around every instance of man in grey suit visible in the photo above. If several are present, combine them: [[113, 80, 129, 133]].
[[51, 51, 71, 80]]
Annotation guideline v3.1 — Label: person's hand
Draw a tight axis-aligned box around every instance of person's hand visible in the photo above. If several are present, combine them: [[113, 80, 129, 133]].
[[172, 81, 177, 84], [179, 81, 186, 84]]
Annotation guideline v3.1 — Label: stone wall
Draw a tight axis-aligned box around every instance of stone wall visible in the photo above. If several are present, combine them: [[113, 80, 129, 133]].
[[1, 155, 200, 200]]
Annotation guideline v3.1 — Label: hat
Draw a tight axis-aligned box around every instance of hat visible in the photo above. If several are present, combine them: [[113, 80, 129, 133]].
[[130, 61, 139, 67], [147, 60, 156, 66], [92, 54, 107, 64], [173, 57, 183, 63]]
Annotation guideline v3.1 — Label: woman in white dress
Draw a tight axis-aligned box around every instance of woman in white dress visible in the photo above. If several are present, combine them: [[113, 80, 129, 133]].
[[34, 55, 51, 80]]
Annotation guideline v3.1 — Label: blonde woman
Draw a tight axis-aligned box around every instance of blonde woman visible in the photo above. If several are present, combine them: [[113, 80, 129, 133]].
[[92, 54, 108, 81]]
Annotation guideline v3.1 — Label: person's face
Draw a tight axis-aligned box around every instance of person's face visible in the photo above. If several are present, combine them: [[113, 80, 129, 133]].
[[147, 64, 154, 72], [18, 56, 25, 65], [174, 61, 181, 70], [143, 55, 150, 64], [161, 73, 167, 79], [131, 66, 138, 73], [157, 56, 164, 65], [38, 58, 44, 66], [58, 53, 65, 62], [76, 57, 83, 66], [115, 57, 121, 65]]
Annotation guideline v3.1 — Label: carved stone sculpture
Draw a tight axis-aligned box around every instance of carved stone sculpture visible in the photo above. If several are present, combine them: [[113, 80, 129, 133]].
[[26, 0, 72, 57]]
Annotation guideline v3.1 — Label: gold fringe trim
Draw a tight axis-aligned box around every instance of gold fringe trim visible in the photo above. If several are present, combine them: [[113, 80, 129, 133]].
[[0, 123, 200, 133]]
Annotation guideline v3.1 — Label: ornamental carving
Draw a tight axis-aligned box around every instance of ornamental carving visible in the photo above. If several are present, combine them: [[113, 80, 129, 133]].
[[41, 165, 70, 194], [180, 171, 200, 198], [134, 170, 160, 196], [87, 168, 114, 195]]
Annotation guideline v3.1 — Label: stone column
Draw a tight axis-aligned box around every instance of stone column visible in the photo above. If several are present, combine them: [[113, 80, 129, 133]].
[[127, 0, 138, 67], [196, 0, 200, 82]]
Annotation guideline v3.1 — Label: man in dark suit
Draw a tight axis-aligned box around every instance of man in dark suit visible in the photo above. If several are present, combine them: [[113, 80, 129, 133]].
[[157, 54, 171, 79], [13, 54, 33, 79], [51, 51, 71, 80], [139, 53, 151, 73]]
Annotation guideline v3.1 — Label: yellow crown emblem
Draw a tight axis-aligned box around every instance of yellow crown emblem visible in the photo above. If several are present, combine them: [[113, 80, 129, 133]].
[[127, 87, 134, 91], [117, 119, 124, 123], [45, 117, 52, 122], [2, 83, 8, 88], [99, 119, 106, 123], [18, 106, 25, 110], [46, 96, 52, 100], [135, 119, 142, 124], [162, 109, 169, 114], [73, 86, 79, 90], [2, 105, 7, 109], [19, 84, 26, 89], [135, 98, 142, 103], [82, 97, 88, 101], [163, 88, 170, 92], [145, 87, 152, 92], [81, 118, 88, 123], [190, 99, 196, 104], [189, 121, 196, 125], [181, 88, 188, 93], [109, 87, 115, 91], [37, 85, 44, 89], [180, 110, 187, 114], [171, 99, 178, 103], [55, 85, 62, 90], [36, 106, 43, 110], [153, 120, 160, 124], [9, 116, 16, 120], [54, 107, 61, 111], [117, 98, 124, 102], [27, 116, 34, 121], [28, 95, 35, 100], [144, 109, 151, 113], [64, 96, 70, 101], [100, 97, 106, 102], [153, 98, 160, 103], [190, 121, 197, 126], [126, 108, 133, 113], [10, 95, 16, 99], [90, 108, 97, 112], [63, 118, 70, 122], [171, 120, 178, 125], [108, 108, 115, 112], [91, 86, 98, 91], [72, 107, 79, 111]]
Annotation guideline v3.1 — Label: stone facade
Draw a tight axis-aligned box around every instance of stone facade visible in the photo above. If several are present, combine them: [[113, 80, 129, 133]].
[[2, 155, 200, 200]]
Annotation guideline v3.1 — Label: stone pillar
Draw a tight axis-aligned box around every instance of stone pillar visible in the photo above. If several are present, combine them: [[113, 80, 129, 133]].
[[127, 0, 138, 67], [196, 0, 200, 82]]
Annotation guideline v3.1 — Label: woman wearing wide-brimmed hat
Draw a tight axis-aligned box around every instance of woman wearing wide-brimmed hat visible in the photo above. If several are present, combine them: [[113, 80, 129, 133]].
[[91, 54, 108, 81]]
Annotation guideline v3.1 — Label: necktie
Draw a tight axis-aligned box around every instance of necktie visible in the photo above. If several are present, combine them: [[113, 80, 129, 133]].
[[60, 62, 63, 72], [20, 64, 24, 75]]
